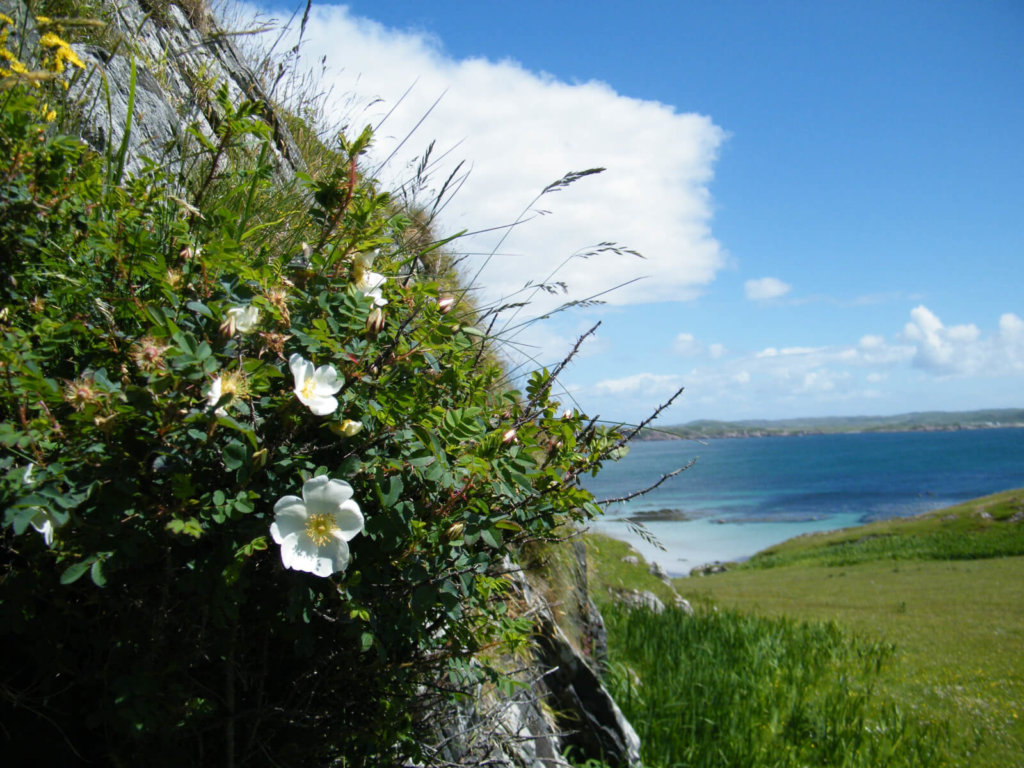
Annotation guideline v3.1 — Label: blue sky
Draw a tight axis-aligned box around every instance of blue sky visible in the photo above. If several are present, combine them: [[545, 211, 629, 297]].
[[248, 1, 1024, 425]]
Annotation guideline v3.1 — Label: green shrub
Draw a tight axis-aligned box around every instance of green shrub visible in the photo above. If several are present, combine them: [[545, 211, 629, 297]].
[[0, 18, 622, 766]]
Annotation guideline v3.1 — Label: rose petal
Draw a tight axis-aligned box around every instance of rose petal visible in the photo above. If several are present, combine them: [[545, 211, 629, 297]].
[[289, 353, 312, 389], [271, 499, 307, 544], [306, 395, 339, 416], [314, 536, 350, 576], [332, 500, 364, 542], [279, 532, 317, 572], [312, 365, 343, 395], [302, 476, 352, 514]]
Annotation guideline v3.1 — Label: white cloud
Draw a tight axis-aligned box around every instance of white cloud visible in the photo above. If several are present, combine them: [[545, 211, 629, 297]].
[[582, 306, 1023, 422], [744, 276, 792, 301], [252, 4, 727, 310], [673, 332, 726, 359], [593, 372, 683, 397], [903, 306, 1024, 375]]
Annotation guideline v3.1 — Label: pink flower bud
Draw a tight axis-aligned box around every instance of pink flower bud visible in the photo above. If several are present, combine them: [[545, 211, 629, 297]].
[[437, 295, 456, 314], [365, 306, 385, 336]]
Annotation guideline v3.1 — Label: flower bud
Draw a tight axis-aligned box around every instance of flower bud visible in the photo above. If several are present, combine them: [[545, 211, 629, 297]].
[[365, 306, 385, 336], [446, 521, 465, 540], [437, 295, 456, 314], [339, 419, 363, 437], [502, 428, 517, 444], [251, 448, 268, 470]]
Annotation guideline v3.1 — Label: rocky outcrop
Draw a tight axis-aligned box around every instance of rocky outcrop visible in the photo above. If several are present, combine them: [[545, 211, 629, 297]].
[[416, 556, 642, 768], [1, 0, 303, 179]]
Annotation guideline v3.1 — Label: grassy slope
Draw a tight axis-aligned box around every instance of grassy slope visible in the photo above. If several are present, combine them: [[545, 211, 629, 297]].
[[674, 489, 1024, 767]]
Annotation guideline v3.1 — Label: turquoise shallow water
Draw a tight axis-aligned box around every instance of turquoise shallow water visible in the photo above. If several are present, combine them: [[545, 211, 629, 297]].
[[582, 428, 1024, 576]]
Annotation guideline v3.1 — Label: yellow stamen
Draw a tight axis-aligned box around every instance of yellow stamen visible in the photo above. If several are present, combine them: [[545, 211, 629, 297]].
[[304, 513, 338, 547]]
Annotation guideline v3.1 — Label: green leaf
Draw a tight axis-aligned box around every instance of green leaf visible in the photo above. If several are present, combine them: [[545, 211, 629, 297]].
[[378, 475, 404, 508], [222, 440, 247, 470], [90, 559, 107, 587], [480, 528, 503, 549], [60, 558, 95, 585], [186, 300, 214, 319]]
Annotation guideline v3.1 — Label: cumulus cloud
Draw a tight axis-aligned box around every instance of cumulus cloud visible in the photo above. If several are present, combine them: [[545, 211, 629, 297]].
[[744, 277, 792, 301], [247, 3, 727, 310], [583, 305, 1023, 422], [593, 372, 683, 398]]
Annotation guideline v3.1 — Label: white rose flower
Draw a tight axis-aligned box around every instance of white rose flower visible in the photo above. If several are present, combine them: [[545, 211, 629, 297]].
[[357, 271, 389, 307], [289, 353, 343, 416], [222, 305, 260, 335], [29, 507, 61, 547], [270, 476, 364, 577], [205, 376, 228, 416]]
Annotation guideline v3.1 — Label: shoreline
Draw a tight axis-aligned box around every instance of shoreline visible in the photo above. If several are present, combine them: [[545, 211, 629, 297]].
[[639, 421, 1024, 441], [638, 411, 1024, 442]]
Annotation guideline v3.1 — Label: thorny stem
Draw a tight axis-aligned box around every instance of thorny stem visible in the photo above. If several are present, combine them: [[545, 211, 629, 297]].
[[597, 458, 697, 506]]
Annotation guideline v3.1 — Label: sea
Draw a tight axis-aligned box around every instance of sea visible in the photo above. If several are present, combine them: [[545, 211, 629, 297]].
[[582, 428, 1024, 577]]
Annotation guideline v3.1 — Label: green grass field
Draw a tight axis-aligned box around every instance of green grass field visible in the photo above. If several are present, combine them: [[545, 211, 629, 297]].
[[585, 489, 1024, 767]]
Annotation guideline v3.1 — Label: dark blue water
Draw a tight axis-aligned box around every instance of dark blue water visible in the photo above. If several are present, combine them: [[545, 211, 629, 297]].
[[583, 429, 1024, 575]]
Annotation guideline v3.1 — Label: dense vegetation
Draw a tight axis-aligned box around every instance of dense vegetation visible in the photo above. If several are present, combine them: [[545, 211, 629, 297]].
[[0, 10, 629, 766]]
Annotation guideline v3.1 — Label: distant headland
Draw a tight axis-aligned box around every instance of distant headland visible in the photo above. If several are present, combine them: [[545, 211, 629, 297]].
[[641, 408, 1024, 440]]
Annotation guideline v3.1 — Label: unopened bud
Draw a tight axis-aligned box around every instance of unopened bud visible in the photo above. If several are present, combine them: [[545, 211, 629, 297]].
[[446, 521, 465, 540], [339, 419, 363, 437], [251, 448, 268, 470], [502, 428, 517, 444], [366, 306, 385, 336], [437, 295, 456, 314]]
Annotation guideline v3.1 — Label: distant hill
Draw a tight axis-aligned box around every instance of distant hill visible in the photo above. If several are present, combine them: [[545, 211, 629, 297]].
[[643, 408, 1024, 440]]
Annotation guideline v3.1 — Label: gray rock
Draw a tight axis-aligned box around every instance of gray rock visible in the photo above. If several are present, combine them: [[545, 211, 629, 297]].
[[617, 589, 666, 614], [648, 561, 671, 582], [674, 595, 695, 615], [55, 0, 304, 180], [512, 567, 642, 767], [620, 554, 640, 565]]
